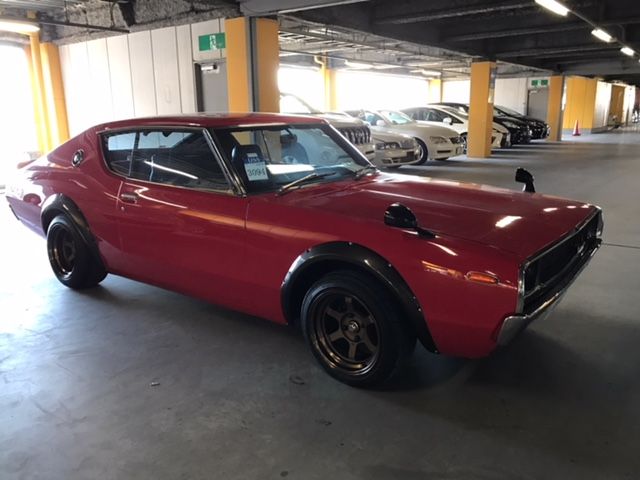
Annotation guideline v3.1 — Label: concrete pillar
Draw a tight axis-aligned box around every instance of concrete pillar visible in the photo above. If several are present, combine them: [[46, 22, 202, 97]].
[[225, 17, 280, 112], [467, 61, 496, 158], [562, 76, 597, 135], [546, 75, 564, 141]]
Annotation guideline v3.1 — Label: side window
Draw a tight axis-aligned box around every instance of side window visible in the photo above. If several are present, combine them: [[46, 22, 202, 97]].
[[103, 132, 135, 176], [102, 130, 231, 192]]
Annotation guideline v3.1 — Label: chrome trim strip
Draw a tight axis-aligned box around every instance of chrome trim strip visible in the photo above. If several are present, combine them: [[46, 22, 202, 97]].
[[500, 237, 601, 345]]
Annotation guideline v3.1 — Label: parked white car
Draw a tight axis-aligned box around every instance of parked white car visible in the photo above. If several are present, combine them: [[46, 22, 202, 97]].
[[280, 93, 375, 161], [345, 109, 464, 163], [371, 130, 421, 168], [402, 105, 511, 149]]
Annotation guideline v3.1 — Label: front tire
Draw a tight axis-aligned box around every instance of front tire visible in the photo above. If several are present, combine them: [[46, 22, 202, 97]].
[[414, 139, 429, 165], [47, 214, 106, 289], [301, 270, 415, 387]]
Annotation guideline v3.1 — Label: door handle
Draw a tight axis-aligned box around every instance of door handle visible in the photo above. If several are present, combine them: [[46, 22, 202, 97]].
[[119, 192, 139, 204]]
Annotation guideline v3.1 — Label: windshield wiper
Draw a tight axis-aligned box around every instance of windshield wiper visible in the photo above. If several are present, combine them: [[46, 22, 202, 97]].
[[353, 165, 378, 180], [277, 172, 335, 196]]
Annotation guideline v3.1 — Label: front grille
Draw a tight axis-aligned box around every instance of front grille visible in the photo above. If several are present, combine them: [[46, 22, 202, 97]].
[[521, 210, 601, 314], [338, 126, 371, 145]]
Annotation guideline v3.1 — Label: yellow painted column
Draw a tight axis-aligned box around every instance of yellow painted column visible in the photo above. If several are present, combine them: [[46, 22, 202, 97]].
[[28, 34, 50, 152], [428, 78, 442, 103], [467, 61, 495, 158], [609, 85, 625, 124], [546, 75, 563, 141], [323, 66, 338, 111], [225, 17, 280, 112], [562, 76, 597, 135], [40, 42, 70, 147]]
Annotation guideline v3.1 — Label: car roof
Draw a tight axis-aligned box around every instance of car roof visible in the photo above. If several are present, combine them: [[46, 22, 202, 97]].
[[92, 113, 327, 132]]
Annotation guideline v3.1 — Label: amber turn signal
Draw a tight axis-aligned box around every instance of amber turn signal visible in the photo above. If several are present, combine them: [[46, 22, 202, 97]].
[[465, 271, 500, 285]]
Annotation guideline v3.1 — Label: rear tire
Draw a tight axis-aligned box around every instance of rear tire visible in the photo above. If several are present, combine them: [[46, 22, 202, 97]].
[[47, 214, 107, 289], [301, 270, 415, 388], [414, 139, 429, 165]]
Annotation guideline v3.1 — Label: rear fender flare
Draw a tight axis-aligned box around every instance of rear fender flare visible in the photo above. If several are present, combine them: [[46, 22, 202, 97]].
[[41, 194, 104, 270], [281, 241, 438, 353]]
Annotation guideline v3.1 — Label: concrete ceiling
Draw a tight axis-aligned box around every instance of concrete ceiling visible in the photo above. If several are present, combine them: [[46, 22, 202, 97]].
[[1, 0, 638, 85], [290, 0, 640, 86]]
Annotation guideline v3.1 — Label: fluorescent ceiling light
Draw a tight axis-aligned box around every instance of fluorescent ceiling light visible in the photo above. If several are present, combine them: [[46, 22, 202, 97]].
[[344, 60, 371, 69], [591, 28, 613, 43], [410, 69, 442, 77], [0, 19, 40, 33], [535, 0, 569, 16], [621, 46, 635, 56]]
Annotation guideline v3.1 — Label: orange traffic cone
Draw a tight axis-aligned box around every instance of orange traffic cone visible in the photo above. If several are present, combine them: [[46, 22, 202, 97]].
[[572, 120, 581, 136]]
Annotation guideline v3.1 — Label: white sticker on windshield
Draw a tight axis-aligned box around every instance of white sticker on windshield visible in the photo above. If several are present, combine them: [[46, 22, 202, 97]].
[[243, 152, 268, 181]]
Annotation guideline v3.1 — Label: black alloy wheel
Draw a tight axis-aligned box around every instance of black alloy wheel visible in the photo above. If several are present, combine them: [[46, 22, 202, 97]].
[[301, 270, 415, 387]]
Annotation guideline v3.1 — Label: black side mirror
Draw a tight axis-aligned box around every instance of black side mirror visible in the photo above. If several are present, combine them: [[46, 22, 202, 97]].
[[384, 203, 435, 238], [515, 168, 536, 193]]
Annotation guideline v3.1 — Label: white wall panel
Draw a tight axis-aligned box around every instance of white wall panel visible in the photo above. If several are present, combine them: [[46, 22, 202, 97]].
[[106, 35, 134, 120], [593, 81, 612, 129], [86, 39, 114, 125], [151, 27, 182, 115], [191, 19, 223, 62], [177, 24, 196, 113], [494, 77, 528, 113], [442, 80, 470, 103], [128, 30, 157, 117], [64, 42, 92, 135]]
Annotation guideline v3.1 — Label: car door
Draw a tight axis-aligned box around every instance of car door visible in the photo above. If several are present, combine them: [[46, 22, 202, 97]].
[[101, 127, 251, 311]]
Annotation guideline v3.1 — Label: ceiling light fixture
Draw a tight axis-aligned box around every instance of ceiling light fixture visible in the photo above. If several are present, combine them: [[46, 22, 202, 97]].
[[591, 28, 613, 43], [344, 60, 371, 69], [0, 18, 40, 34], [534, 0, 569, 16], [621, 46, 635, 56], [410, 69, 442, 77]]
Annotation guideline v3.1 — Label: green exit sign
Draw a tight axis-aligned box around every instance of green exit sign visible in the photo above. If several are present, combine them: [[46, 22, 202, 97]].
[[199, 33, 226, 52], [531, 79, 549, 88]]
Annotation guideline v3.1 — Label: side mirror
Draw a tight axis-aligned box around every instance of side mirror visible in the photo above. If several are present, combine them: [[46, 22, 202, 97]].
[[384, 203, 435, 238], [443, 117, 453, 125], [376, 119, 386, 127], [515, 168, 536, 193]]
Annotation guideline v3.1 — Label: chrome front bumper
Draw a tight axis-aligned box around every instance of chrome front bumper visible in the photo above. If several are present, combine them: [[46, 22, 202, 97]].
[[497, 237, 602, 346]]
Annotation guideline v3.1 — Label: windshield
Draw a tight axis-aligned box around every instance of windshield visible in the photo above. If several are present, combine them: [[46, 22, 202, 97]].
[[279, 94, 318, 114], [441, 107, 467, 120], [380, 110, 414, 125], [212, 124, 370, 194], [495, 105, 523, 117]]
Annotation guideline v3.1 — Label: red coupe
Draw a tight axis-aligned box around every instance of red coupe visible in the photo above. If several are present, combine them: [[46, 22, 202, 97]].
[[5, 114, 602, 387]]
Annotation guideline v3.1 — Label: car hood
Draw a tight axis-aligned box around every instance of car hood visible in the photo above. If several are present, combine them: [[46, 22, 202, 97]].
[[310, 113, 366, 129], [374, 122, 459, 138], [282, 173, 596, 259]]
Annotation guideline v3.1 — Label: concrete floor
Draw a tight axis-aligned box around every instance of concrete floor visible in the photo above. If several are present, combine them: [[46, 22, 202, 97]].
[[1, 128, 639, 480]]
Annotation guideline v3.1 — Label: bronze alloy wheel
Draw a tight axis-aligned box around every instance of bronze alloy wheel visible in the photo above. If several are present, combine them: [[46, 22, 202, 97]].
[[310, 290, 380, 376], [48, 226, 77, 280]]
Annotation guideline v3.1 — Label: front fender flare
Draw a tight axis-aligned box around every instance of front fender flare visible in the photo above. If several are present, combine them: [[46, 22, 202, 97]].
[[281, 241, 437, 353]]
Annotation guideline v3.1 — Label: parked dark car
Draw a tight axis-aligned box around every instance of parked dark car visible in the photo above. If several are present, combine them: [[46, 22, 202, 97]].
[[494, 105, 550, 140], [433, 102, 532, 145]]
